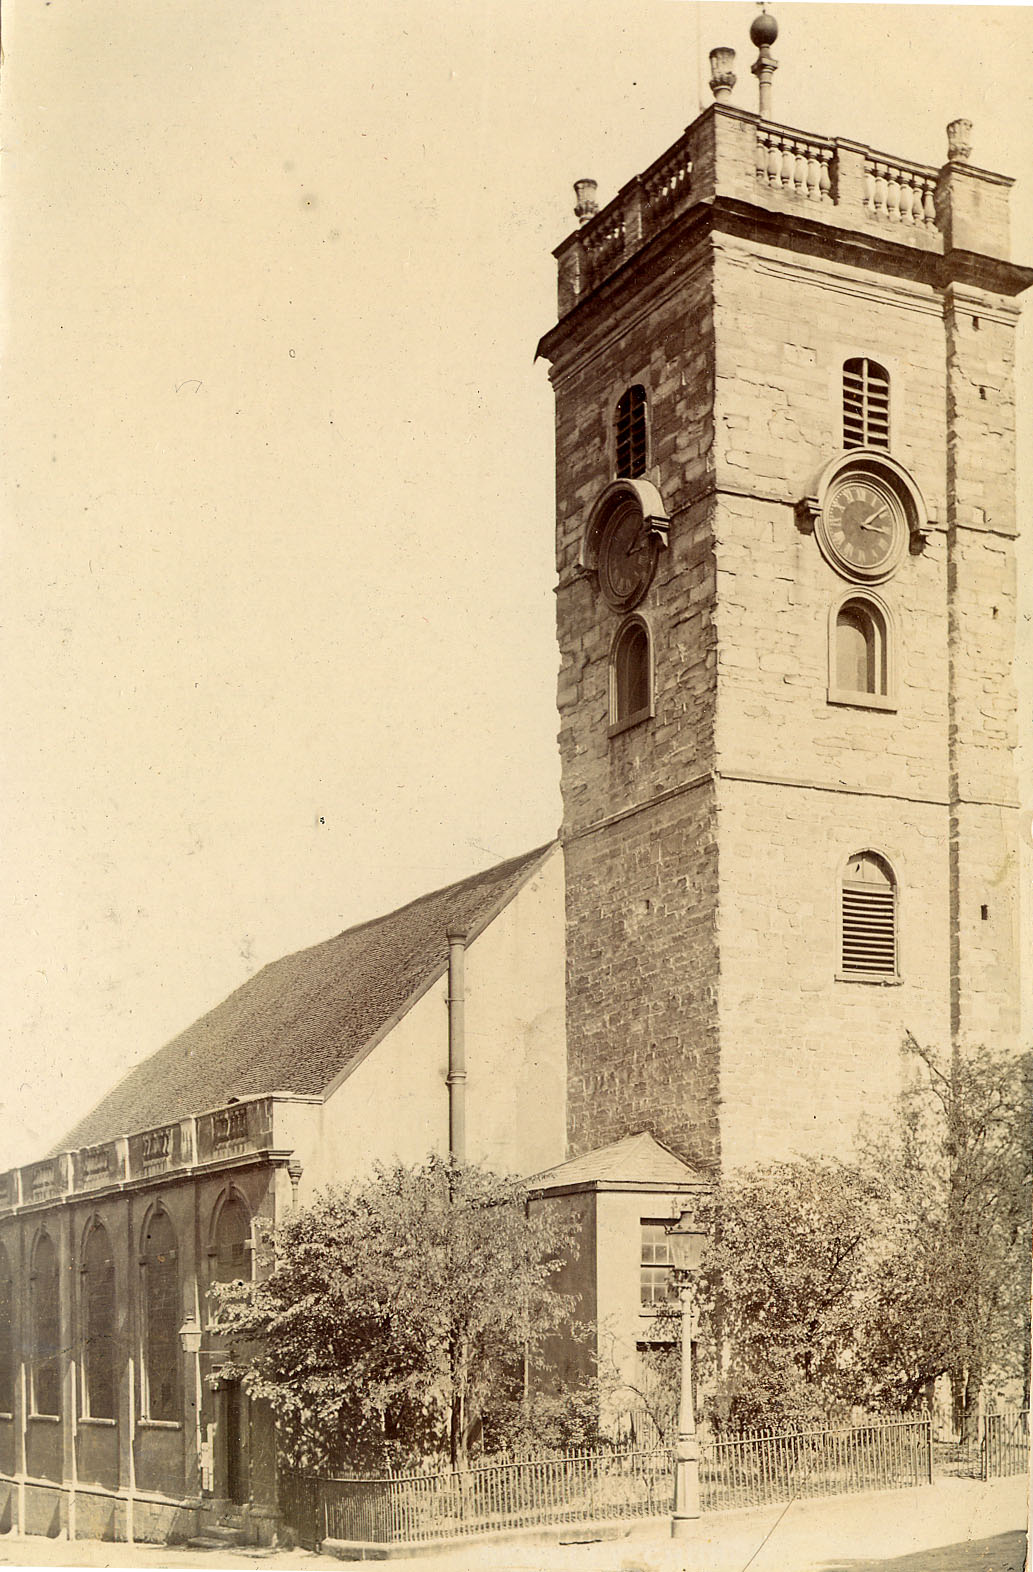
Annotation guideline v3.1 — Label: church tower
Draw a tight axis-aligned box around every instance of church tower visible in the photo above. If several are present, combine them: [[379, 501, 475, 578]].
[[537, 20, 1031, 1172]]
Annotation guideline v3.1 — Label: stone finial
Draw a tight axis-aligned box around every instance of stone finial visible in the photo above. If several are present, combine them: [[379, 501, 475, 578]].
[[573, 179, 599, 225], [947, 118, 973, 163], [750, 8, 778, 119], [709, 47, 737, 101]]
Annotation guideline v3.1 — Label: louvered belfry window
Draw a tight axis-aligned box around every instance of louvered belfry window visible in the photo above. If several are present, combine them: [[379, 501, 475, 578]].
[[615, 385, 647, 478], [843, 358, 890, 449], [841, 852, 897, 976]]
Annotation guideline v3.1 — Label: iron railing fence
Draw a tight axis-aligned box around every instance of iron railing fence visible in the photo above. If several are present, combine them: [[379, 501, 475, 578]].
[[982, 1409, 1029, 1480], [319, 1447, 668, 1546], [280, 1417, 933, 1549], [700, 1418, 932, 1512]]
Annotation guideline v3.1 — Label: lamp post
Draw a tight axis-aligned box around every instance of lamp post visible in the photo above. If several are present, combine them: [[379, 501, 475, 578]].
[[179, 1319, 205, 1497], [666, 1198, 710, 1541]]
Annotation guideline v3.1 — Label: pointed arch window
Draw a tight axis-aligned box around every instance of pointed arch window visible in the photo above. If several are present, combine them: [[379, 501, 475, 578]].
[[211, 1194, 252, 1288], [31, 1232, 60, 1417], [0, 1244, 13, 1415], [609, 617, 653, 735], [140, 1211, 180, 1422], [615, 385, 648, 478], [843, 358, 890, 449], [82, 1222, 116, 1420], [840, 851, 898, 979]]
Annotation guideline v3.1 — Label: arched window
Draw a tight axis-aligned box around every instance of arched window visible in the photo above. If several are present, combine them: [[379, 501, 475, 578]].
[[841, 852, 898, 978], [843, 358, 890, 449], [141, 1211, 180, 1423], [0, 1244, 13, 1415], [615, 385, 647, 478], [828, 594, 893, 710], [211, 1194, 252, 1287], [82, 1222, 116, 1420], [609, 618, 652, 733], [836, 598, 886, 694], [31, 1232, 60, 1417]]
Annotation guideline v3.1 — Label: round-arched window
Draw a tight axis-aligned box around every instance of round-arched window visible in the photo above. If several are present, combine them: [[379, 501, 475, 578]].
[[610, 619, 652, 732], [83, 1222, 116, 1420]]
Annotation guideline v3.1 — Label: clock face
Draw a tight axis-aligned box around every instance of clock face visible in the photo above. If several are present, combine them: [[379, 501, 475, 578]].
[[820, 475, 906, 581], [598, 502, 658, 610]]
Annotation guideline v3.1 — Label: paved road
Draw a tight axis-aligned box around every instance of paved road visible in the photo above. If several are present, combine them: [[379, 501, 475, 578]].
[[0, 1476, 1025, 1571], [814, 1528, 1026, 1572]]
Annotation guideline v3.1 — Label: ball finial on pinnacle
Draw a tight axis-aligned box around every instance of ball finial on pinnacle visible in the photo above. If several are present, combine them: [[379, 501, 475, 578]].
[[750, 9, 778, 47]]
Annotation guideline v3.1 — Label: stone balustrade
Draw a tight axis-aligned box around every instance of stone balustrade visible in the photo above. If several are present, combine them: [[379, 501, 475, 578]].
[[552, 102, 1010, 317], [863, 155, 938, 228], [0, 1093, 314, 1213], [755, 125, 834, 202]]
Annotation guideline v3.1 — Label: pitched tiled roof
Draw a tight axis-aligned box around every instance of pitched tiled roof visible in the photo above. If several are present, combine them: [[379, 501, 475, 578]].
[[55, 842, 557, 1152], [530, 1131, 707, 1189]]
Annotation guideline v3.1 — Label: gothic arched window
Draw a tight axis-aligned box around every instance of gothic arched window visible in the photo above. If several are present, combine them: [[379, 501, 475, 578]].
[[0, 1243, 13, 1415], [841, 851, 898, 978], [211, 1194, 252, 1287], [141, 1211, 180, 1422], [82, 1222, 116, 1420], [843, 358, 890, 449], [609, 618, 652, 733], [31, 1232, 60, 1417], [615, 385, 648, 478]]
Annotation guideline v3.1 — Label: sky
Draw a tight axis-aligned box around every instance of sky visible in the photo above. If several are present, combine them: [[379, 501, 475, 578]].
[[2, 2, 1032, 1167]]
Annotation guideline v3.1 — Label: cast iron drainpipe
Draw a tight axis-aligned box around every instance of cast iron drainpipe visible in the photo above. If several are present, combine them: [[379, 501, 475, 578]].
[[445, 926, 468, 1164]]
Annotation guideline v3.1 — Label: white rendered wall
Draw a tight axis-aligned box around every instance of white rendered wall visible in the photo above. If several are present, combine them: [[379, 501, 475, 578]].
[[298, 848, 567, 1198]]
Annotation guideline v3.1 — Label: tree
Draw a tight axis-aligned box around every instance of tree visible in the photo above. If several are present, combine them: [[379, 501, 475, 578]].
[[857, 1037, 1032, 1439], [698, 1158, 883, 1431], [640, 1039, 1030, 1436], [211, 1156, 585, 1470]]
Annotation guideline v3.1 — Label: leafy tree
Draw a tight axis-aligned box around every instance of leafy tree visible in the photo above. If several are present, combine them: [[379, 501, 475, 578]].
[[211, 1156, 585, 1471], [698, 1158, 882, 1431], [856, 1037, 1032, 1438]]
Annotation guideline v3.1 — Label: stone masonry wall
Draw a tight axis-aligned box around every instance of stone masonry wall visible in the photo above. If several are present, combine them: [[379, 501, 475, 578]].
[[563, 790, 719, 1168], [553, 247, 722, 1166], [710, 236, 956, 1160], [550, 176, 1023, 1175], [944, 288, 1022, 1048]]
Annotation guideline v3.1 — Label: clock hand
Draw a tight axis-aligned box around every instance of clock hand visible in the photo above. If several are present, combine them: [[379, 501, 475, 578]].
[[858, 507, 890, 528], [858, 522, 889, 534]]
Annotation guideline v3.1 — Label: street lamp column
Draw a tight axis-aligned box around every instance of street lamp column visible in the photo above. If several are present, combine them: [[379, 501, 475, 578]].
[[672, 1274, 699, 1538], [666, 1194, 711, 1542]]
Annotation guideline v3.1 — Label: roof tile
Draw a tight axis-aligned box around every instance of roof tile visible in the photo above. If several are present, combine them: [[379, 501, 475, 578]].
[[54, 842, 557, 1152]]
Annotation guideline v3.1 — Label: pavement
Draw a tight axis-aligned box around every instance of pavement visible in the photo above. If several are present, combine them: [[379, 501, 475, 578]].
[[0, 1475, 1025, 1572]]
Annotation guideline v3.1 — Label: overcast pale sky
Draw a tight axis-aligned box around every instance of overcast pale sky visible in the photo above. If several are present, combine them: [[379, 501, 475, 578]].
[[2, 2, 1031, 1167]]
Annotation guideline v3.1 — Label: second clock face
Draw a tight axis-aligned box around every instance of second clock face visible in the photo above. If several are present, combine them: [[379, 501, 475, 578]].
[[598, 501, 659, 610], [820, 476, 906, 581]]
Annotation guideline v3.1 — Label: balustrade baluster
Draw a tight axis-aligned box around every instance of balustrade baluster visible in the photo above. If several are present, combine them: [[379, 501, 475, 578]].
[[805, 146, 820, 200], [886, 169, 901, 219], [864, 164, 876, 213], [873, 162, 888, 216], [794, 148, 807, 193], [819, 149, 833, 201]]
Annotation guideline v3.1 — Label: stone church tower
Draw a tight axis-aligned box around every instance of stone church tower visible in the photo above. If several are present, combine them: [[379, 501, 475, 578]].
[[537, 21, 1031, 1173]]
